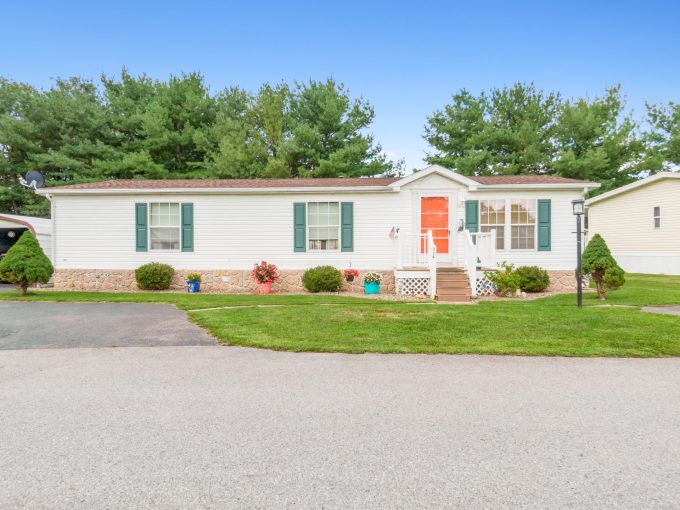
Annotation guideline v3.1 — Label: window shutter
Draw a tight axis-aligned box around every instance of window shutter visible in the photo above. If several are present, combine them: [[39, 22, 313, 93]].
[[537, 199, 551, 251], [181, 203, 194, 252], [135, 203, 148, 252], [465, 200, 479, 232], [341, 202, 354, 252], [294, 203, 306, 252]]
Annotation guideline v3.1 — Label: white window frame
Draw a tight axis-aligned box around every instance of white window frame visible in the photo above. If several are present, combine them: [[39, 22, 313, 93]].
[[479, 199, 506, 250], [654, 206, 661, 229], [509, 199, 537, 251], [148, 202, 181, 251], [307, 201, 341, 252]]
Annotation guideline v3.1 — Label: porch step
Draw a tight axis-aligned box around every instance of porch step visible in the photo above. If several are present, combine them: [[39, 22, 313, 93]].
[[435, 266, 472, 303]]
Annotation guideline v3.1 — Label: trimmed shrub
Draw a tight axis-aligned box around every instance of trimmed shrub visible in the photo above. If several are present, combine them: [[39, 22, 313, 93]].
[[302, 265, 343, 293], [516, 266, 550, 293], [581, 234, 625, 300], [135, 262, 175, 290], [0, 231, 54, 295], [484, 261, 521, 296]]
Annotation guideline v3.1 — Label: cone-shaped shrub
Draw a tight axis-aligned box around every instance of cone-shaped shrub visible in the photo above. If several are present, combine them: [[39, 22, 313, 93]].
[[581, 234, 625, 300], [0, 231, 54, 295]]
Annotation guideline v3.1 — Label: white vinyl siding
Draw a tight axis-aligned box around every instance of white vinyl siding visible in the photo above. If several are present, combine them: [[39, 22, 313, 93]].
[[50, 178, 584, 272]]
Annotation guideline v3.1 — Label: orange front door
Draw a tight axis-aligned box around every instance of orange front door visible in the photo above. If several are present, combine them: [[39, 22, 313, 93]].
[[421, 196, 449, 254]]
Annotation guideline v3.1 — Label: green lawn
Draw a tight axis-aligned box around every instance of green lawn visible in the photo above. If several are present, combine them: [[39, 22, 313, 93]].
[[2, 274, 680, 356]]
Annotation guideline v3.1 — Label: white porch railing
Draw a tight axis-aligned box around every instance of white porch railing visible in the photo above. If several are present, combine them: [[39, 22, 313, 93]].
[[463, 230, 478, 298], [396, 230, 437, 299], [397, 232, 430, 268], [470, 230, 497, 269]]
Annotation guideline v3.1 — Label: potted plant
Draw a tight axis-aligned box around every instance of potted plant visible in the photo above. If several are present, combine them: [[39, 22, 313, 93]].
[[186, 272, 202, 293], [343, 268, 359, 283], [250, 261, 280, 294], [362, 271, 383, 295]]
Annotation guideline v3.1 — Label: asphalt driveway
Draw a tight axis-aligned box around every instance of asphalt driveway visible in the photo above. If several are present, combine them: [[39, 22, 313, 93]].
[[0, 302, 215, 349], [1, 347, 679, 509]]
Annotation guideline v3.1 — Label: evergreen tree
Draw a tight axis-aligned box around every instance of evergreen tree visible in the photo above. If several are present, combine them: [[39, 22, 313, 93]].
[[0, 231, 54, 295], [581, 234, 625, 300]]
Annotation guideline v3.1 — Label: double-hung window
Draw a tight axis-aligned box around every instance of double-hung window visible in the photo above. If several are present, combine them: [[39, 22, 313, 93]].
[[511, 199, 536, 250], [654, 206, 661, 228], [149, 202, 180, 250], [480, 200, 506, 249], [308, 202, 340, 251]]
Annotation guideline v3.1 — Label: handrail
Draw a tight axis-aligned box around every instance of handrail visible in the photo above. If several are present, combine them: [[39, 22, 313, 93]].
[[463, 230, 478, 298], [427, 230, 437, 299]]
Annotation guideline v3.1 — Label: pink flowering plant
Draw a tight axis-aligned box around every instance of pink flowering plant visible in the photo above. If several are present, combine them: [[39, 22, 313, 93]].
[[250, 261, 280, 284], [343, 268, 359, 282]]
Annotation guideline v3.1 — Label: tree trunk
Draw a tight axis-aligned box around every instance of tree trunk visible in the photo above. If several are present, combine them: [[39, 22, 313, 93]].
[[596, 282, 605, 300], [20, 283, 28, 296]]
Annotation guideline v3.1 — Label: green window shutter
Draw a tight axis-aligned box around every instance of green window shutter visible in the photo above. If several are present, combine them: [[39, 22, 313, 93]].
[[465, 200, 479, 232], [294, 203, 306, 252], [537, 199, 551, 251], [341, 202, 354, 252], [135, 203, 148, 252], [181, 203, 194, 252]]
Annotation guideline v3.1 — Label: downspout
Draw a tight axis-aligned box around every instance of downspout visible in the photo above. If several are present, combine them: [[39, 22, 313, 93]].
[[46, 193, 56, 264]]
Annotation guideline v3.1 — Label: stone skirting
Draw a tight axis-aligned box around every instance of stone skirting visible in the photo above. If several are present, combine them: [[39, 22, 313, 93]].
[[546, 270, 578, 292], [53, 269, 396, 294]]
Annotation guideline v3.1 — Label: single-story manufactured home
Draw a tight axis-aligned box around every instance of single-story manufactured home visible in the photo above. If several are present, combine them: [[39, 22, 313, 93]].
[[36, 165, 597, 301], [586, 171, 680, 275], [0, 213, 52, 262]]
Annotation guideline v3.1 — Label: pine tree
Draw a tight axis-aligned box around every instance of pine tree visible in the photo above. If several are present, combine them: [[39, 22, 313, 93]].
[[0, 231, 54, 295], [581, 234, 625, 300]]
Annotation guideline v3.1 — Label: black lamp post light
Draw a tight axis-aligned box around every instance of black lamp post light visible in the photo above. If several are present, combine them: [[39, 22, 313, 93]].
[[572, 199, 585, 308]]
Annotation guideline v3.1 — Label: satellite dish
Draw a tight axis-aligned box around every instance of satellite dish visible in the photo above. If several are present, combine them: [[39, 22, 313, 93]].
[[18, 170, 45, 190]]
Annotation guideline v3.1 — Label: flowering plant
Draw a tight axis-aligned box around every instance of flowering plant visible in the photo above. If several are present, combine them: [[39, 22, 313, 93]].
[[343, 268, 359, 282], [362, 271, 383, 284], [250, 261, 280, 284], [187, 272, 202, 282]]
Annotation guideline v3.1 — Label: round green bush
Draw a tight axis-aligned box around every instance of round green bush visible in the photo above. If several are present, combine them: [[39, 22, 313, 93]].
[[302, 265, 343, 293], [516, 265, 550, 293], [135, 262, 175, 290]]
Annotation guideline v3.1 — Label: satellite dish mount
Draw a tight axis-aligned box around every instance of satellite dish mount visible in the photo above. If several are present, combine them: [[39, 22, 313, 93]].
[[18, 170, 45, 190]]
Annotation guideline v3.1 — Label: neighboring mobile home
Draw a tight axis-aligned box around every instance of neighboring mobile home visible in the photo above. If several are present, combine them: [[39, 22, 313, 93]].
[[586, 172, 680, 275], [37, 165, 597, 301], [0, 213, 52, 262]]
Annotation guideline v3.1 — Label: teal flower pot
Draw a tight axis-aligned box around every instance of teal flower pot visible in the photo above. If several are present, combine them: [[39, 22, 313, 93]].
[[364, 281, 380, 294]]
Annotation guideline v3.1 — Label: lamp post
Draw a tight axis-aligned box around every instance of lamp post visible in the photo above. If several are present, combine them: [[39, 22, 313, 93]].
[[572, 199, 585, 308]]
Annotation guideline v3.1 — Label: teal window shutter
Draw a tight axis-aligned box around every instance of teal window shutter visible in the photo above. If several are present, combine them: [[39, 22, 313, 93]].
[[465, 200, 479, 232], [341, 202, 354, 252], [135, 203, 148, 252], [294, 203, 306, 252], [537, 199, 551, 251], [181, 203, 194, 252]]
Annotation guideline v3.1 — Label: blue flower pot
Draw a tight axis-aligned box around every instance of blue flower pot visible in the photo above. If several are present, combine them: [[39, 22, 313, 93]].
[[187, 280, 201, 293], [364, 281, 380, 294]]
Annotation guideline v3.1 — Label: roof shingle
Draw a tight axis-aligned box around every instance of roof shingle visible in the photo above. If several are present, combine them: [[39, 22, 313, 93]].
[[42, 174, 593, 190]]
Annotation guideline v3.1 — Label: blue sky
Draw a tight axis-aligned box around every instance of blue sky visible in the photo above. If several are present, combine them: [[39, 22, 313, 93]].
[[3, 1, 679, 170]]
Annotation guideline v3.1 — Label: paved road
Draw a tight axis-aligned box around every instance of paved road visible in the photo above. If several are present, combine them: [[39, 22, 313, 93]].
[[0, 302, 215, 349], [1, 347, 678, 509]]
